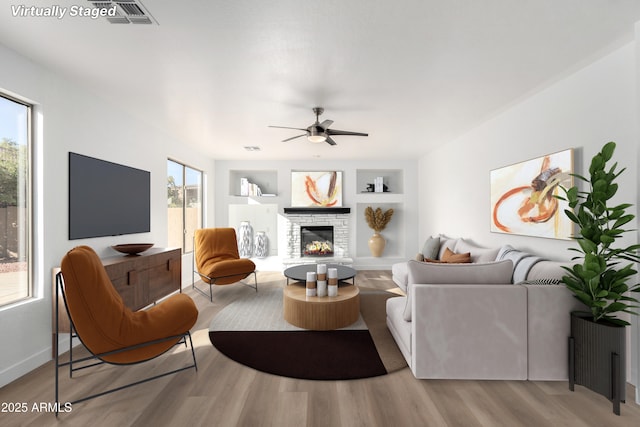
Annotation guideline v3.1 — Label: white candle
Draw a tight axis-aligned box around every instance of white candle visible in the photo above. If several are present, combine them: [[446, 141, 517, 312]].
[[306, 271, 317, 297], [328, 284, 338, 297], [317, 264, 327, 281], [317, 280, 327, 297], [328, 268, 338, 279]]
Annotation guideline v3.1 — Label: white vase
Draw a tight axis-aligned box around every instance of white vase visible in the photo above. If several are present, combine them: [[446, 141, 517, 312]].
[[254, 231, 268, 258], [238, 221, 253, 258]]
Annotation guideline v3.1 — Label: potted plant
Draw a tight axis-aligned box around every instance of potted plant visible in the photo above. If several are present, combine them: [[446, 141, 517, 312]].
[[364, 206, 394, 257], [557, 141, 640, 415]]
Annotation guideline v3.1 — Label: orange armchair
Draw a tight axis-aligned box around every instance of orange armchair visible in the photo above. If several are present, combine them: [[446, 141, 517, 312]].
[[55, 246, 198, 414], [192, 228, 258, 301]]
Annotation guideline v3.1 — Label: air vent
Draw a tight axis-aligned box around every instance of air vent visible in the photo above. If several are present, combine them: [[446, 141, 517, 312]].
[[87, 0, 157, 24]]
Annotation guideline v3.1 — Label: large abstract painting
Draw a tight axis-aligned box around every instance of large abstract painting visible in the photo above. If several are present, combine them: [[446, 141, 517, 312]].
[[291, 171, 342, 207], [490, 149, 573, 239]]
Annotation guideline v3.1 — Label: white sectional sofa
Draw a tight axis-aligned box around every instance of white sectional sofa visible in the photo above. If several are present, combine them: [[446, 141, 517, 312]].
[[387, 236, 585, 380]]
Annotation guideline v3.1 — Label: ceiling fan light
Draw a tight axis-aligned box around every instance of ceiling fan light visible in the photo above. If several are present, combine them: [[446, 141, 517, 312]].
[[308, 134, 327, 143], [308, 126, 327, 143]]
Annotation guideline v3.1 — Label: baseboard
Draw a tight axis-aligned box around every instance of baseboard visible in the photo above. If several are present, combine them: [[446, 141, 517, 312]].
[[0, 334, 83, 388], [0, 346, 51, 388]]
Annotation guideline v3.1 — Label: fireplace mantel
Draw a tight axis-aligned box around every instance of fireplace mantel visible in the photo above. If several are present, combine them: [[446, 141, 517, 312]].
[[284, 207, 351, 214]]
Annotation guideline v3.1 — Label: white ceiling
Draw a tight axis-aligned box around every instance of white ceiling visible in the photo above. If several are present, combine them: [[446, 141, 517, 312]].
[[2, 1, 640, 160]]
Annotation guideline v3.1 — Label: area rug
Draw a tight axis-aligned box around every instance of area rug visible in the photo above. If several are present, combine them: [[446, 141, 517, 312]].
[[209, 286, 406, 380]]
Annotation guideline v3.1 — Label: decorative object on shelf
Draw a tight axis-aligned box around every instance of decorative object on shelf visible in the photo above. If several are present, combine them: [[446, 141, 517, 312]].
[[365, 182, 389, 192], [291, 171, 342, 207], [491, 148, 573, 239], [240, 177, 262, 196], [111, 243, 154, 255], [374, 176, 384, 192], [364, 206, 394, 257], [557, 141, 640, 415], [240, 177, 249, 196], [253, 231, 268, 258], [238, 221, 254, 258]]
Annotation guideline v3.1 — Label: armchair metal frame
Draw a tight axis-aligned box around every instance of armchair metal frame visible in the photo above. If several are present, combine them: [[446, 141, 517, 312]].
[[54, 272, 198, 416]]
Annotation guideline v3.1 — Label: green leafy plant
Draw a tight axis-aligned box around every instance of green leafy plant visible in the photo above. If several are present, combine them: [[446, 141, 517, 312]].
[[557, 141, 640, 325]]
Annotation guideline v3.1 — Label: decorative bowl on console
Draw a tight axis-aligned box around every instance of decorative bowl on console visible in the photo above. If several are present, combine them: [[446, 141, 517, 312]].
[[112, 243, 154, 255]]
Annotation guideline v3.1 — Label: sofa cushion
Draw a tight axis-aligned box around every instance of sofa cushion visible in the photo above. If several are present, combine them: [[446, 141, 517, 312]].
[[453, 239, 500, 263], [526, 260, 573, 281], [391, 261, 409, 292], [386, 296, 412, 365], [403, 259, 514, 321], [421, 236, 440, 260]]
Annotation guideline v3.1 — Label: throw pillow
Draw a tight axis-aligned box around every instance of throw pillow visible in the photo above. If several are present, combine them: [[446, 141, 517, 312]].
[[441, 247, 471, 263], [421, 236, 440, 260], [453, 238, 500, 263], [437, 236, 459, 259]]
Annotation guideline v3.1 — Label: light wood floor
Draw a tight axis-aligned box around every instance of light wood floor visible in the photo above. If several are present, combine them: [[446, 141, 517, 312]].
[[1, 270, 639, 426]]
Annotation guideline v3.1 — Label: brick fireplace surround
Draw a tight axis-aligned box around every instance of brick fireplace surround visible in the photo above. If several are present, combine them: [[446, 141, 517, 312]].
[[283, 208, 353, 267]]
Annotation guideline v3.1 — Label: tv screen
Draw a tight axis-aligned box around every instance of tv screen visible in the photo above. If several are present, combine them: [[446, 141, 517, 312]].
[[69, 152, 151, 240]]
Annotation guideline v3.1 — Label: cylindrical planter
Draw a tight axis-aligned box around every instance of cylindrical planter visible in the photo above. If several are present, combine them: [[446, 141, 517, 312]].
[[368, 232, 386, 257], [238, 221, 253, 258], [569, 311, 626, 414], [254, 231, 268, 258]]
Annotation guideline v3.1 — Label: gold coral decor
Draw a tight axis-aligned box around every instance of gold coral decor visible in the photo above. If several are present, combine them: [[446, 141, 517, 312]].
[[364, 207, 394, 257]]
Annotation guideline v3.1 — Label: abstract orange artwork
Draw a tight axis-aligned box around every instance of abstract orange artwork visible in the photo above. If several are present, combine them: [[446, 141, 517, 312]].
[[291, 171, 343, 207], [490, 149, 573, 239]]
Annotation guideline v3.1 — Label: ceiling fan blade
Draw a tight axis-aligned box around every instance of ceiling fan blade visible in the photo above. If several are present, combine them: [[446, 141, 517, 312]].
[[319, 119, 333, 129], [325, 136, 337, 146], [269, 125, 308, 131], [282, 134, 307, 142], [326, 129, 368, 137]]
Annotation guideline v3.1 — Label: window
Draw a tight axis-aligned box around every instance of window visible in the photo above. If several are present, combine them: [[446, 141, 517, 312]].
[[0, 94, 31, 307], [167, 160, 203, 253]]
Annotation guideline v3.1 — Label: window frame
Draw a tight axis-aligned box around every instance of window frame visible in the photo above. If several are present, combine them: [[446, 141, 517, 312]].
[[167, 159, 203, 254], [0, 92, 33, 308]]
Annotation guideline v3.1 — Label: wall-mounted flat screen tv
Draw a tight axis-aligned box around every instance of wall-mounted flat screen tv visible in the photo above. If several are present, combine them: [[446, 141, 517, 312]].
[[69, 152, 151, 240]]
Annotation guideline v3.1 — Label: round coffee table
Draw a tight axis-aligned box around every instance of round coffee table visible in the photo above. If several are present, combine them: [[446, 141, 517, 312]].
[[283, 264, 356, 286], [283, 282, 360, 330]]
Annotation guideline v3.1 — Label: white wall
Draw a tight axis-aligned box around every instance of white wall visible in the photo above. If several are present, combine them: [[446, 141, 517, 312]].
[[0, 43, 215, 387], [419, 41, 639, 388]]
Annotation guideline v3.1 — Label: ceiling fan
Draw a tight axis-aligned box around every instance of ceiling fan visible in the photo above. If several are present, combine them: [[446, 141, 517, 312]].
[[269, 107, 368, 145]]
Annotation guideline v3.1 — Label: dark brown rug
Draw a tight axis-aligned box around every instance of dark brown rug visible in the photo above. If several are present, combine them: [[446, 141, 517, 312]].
[[209, 330, 386, 380], [208, 287, 406, 380]]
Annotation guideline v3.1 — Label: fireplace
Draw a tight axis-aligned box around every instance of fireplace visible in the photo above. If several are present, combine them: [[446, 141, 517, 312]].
[[301, 226, 334, 257]]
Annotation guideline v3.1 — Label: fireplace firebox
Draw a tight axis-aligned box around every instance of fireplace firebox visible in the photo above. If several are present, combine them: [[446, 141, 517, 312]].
[[301, 226, 334, 257]]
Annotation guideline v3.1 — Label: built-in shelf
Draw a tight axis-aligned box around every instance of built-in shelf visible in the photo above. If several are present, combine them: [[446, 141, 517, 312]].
[[356, 202, 403, 258], [229, 169, 278, 196], [355, 169, 404, 194]]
